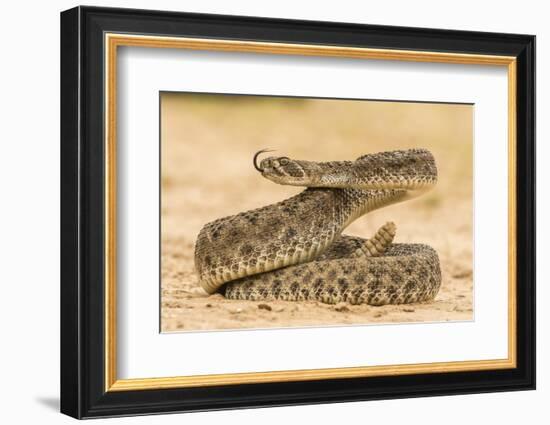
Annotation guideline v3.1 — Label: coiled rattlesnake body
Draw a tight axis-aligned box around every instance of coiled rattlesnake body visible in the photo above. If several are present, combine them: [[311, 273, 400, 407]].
[[194, 148, 441, 305]]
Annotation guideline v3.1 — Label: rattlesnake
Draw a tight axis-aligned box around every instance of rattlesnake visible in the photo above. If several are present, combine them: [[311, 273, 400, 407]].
[[194, 148, 441, 305]]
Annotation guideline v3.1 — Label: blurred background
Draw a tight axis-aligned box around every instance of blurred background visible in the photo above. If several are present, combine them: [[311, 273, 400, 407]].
[[160, 92, 473, 331]]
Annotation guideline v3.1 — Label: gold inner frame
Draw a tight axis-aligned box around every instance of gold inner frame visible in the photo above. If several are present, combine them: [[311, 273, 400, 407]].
[[104, 33, 517, 392]]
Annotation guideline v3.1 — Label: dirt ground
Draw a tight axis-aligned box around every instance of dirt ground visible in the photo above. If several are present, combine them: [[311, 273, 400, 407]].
[[160, 93, 473, 332]]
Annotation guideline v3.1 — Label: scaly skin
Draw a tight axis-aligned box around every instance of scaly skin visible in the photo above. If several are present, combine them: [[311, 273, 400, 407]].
[[194, 148, 441, 305]]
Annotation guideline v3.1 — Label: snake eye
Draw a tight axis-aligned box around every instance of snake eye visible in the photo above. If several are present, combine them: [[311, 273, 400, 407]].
[[279, 157, 290, 166]]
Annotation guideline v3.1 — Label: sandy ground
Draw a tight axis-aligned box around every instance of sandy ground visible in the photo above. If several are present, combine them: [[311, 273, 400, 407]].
[[160, 93, 473, 332]]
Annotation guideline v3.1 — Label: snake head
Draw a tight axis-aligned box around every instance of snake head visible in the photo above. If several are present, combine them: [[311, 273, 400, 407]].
[[254, 150, 318, 186]]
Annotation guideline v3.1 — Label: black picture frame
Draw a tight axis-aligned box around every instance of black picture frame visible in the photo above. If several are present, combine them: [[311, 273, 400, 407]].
[[60, 5, 535, 419]]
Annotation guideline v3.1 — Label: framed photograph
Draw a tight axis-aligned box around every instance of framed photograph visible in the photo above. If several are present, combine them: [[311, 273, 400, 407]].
[[60, 6, 535, 419]]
